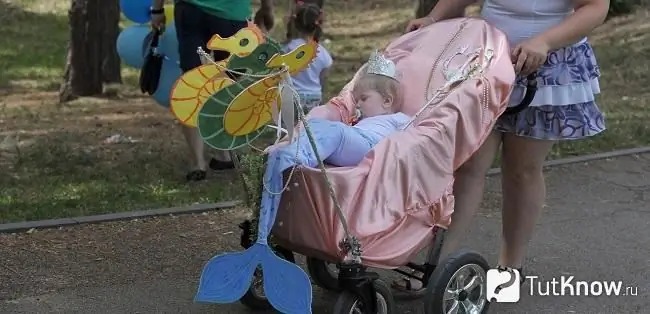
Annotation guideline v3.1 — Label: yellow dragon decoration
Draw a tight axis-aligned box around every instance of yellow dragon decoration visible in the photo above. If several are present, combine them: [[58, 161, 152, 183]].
[[168, 22, 319, 150]]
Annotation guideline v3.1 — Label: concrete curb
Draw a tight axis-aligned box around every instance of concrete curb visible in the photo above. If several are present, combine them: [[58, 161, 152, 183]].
[[0, 201, 241, 234], [2, 146, 649, 234], [486, 146, 650, 176]]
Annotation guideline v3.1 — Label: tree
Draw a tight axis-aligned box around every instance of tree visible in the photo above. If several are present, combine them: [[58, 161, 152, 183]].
[[415, 0, 438, 18], [59, 0, 121, 103], [102, 0, 122, 84]]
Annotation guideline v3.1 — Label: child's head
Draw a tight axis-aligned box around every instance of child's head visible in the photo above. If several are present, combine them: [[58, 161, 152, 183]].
[[286, 1, 324, 42], [352, 73, 402, 116], [351, 52, 402, 117]]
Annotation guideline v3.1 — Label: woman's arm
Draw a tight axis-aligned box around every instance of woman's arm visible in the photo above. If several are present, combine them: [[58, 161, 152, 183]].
[[426, 0, 478, 22], [537, 0, 609, 50]]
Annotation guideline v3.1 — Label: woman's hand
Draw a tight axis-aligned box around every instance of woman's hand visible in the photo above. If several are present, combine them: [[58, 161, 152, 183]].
[[404, 16, 435, 33], [151, 12, 166, 30], [512, 37, 550, 76]]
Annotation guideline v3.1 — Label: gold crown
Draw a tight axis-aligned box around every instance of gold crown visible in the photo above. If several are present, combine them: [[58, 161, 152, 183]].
[[366, 50, 397, 79]]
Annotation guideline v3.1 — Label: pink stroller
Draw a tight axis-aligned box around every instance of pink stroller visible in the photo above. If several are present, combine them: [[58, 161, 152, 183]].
[[236, 17, 536, 313]]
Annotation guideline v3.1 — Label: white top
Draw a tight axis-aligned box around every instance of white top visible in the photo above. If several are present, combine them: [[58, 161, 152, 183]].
[[480, 0, 597, 107], [283, 38, 333, 97], [354, 113, 410, 143], [480, 0, 585, 47]]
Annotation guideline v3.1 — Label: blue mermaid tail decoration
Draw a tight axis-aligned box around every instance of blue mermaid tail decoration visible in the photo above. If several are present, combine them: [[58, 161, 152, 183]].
[[195, 119, 362, 312], [195, 148, 313, 313]]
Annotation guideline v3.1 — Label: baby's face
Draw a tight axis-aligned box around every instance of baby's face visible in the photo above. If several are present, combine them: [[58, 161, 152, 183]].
[[354, 89, 392, 117]]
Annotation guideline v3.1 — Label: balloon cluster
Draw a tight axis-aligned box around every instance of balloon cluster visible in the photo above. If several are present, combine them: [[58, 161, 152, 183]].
[[116, 0, 181, 108]]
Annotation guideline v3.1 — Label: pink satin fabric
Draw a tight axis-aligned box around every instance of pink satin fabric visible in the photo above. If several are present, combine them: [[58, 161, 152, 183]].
[[272, 18, 515, 269]]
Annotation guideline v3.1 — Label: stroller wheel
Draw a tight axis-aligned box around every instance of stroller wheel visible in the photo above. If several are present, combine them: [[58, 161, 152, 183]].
[[306, 257, 341, 291], [239, 267, 272, 310], [332, 279, 396, 314], [239, 247, 294, 310], [423, 249, 490, 314]]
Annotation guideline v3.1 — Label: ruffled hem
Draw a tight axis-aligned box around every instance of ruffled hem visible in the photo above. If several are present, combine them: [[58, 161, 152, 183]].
[[508, 78, 601, 107], [498, 127, 606, 141], [496, 101, 606, 140], [507, 40, 601, 107]]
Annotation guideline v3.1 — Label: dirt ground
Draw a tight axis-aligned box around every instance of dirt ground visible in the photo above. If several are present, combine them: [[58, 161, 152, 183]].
[[0, 207, 252, 301]]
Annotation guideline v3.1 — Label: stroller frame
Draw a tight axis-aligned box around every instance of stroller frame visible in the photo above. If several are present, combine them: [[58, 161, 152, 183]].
[[238, 219, 446, 313], [234, 154, 476, 314]]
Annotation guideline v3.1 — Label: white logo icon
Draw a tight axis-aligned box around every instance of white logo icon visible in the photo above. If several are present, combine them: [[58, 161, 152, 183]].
[[486, 268, 521, 303]]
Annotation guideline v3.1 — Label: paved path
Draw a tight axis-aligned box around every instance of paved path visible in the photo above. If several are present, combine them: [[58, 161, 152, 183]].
[[2, 154, 650, 313]]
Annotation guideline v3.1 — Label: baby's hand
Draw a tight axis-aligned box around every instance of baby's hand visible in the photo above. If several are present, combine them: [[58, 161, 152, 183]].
[[264, 141, 289, 154]]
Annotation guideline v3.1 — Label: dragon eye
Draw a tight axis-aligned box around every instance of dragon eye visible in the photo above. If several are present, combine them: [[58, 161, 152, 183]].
[[239, 38, 249, 46], [258, 52, 268, 62], [296, 51, 305, 59]]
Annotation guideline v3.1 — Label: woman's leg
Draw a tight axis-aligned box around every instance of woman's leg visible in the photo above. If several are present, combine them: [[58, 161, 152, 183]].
[[175, 2, 210, 180], [180, 125, 208, 171], [437, 131, 502, 260], [176, 3, 245, 180], [498, 133, 554, 268]]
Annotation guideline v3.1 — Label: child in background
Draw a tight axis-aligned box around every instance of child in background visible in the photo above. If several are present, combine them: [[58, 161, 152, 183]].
[[283, 1, 333, 113]]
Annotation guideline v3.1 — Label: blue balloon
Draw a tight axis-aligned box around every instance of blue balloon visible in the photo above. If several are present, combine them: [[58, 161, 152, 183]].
[[152, 58, 182, 108], [120, 0, 152, 24], [116, 24, 152, 69], [158, 24, 180, 64]]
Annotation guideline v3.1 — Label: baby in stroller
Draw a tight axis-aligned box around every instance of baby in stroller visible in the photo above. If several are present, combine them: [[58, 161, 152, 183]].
[[265, 50, 409, 187], [264, 51, 410, 236]]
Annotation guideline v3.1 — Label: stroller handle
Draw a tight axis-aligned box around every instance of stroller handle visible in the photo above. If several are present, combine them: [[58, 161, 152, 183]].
[[503, 73, 537, 115]]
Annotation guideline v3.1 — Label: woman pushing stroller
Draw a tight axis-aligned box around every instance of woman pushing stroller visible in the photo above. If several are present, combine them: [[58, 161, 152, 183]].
[[396, 0, 609, 296]]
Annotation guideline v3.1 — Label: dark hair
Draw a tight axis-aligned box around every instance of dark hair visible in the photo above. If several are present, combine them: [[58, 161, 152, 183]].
[[286, 1, 324, 42]]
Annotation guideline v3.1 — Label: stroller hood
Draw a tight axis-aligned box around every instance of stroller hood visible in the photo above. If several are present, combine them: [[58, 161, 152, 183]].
[[272, 18, 515, 269]]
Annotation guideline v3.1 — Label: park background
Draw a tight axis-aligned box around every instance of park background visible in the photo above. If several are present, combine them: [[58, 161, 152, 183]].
[[0, 0, 648, 223]]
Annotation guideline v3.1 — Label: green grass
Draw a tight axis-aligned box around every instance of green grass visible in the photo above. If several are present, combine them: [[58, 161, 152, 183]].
[[1, 0, 649, 223], [0, 100, 246, 222], [0, 1, 68, 90]]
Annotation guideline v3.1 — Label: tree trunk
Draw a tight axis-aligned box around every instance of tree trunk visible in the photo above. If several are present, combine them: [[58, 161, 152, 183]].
[[102, 0, 122, 84], [415, 0, 439, 18], [59, 45, 74, 103], [59, 0, 107, 102]]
